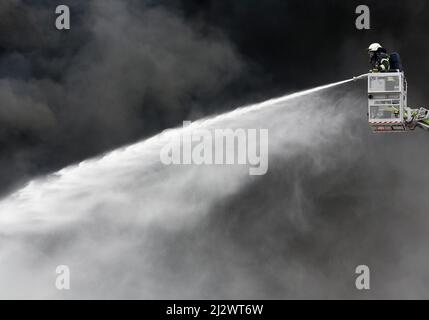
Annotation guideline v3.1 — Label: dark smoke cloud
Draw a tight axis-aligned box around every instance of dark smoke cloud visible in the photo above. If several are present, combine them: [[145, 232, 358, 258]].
[[0, 0, 246, 193]]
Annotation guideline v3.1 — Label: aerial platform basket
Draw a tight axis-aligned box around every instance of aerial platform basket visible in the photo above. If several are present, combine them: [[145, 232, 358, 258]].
[[368, 72, 408, 133]]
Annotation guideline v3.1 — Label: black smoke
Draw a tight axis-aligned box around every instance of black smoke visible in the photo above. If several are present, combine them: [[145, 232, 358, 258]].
[[0, 0, 246, 193]]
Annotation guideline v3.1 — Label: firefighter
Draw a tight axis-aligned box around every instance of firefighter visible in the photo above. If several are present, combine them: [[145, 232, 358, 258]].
[[368, 43, 390, 72]]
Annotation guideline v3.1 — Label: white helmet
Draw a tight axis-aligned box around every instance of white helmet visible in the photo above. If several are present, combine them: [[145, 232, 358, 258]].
[[368, 43, 382, 52]]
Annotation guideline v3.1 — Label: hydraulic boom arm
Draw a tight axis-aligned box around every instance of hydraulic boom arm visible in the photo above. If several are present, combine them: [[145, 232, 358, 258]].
[[405, 107, 429, 130]]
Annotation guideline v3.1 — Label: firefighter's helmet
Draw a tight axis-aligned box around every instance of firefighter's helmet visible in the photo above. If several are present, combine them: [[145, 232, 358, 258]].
[[368, 43, 383, 52]]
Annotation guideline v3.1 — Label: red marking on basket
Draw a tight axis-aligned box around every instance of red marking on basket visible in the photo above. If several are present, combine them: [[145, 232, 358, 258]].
[[369, 121, 402, 124]]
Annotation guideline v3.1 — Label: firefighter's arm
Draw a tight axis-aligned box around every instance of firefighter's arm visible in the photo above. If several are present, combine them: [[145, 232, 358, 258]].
[[379, 57, 390, 71]]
